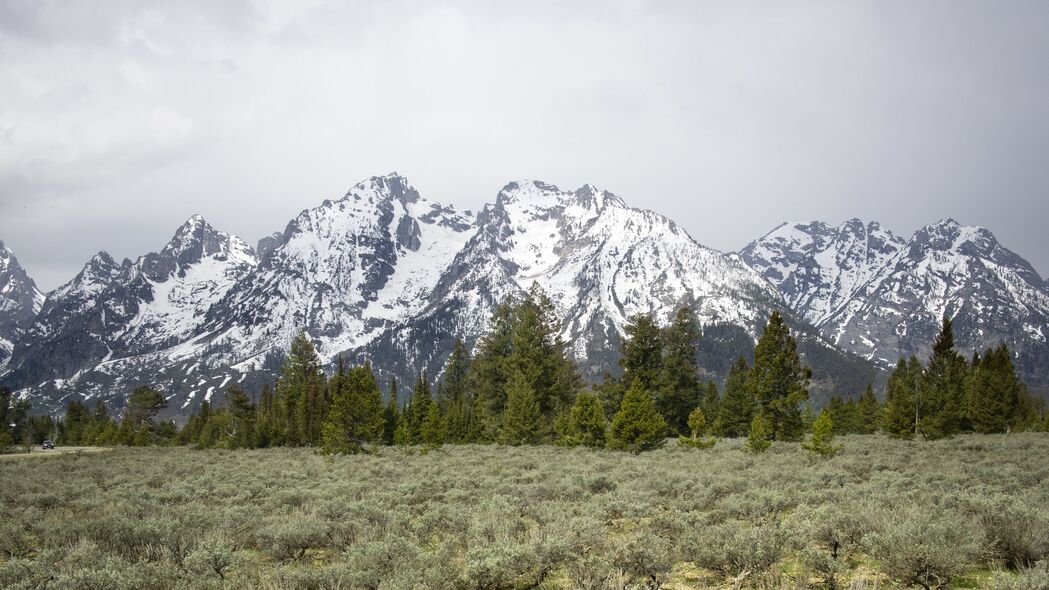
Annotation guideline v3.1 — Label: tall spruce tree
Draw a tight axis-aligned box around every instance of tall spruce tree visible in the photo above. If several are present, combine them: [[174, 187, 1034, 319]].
[[224, 385, 256, 449], [421, 402, 447, 449], [439, 339, 472, 443], [701, 381, 720, 436], [620, 314, 664, 391], [658, 307, 704, 436], [856, 384, 880, 434], [407, 370, 433, 445], [500, 368, 542, 445], [276, 333, 325, 446], [469, 300, 517, 429], [715, 356, 754, 437], [882, 357, 921, 439], [967, 344, 1025, 433], [320, 363, 385, 454], [920, 317, 968, 440], [750, 311, 810, 441]]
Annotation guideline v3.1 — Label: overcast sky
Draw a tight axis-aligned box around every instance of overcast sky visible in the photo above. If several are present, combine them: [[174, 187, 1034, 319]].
[[2, 0, 1048, 291]]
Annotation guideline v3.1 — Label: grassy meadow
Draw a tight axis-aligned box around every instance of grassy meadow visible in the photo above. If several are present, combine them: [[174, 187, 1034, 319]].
[[2, 435, 1048, 590]]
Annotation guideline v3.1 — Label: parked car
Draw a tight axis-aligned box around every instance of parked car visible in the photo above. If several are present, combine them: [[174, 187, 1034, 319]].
[[42, 440, 55, 450]]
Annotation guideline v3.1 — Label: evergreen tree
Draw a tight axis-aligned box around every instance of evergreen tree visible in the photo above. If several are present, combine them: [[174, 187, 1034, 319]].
[[967, 344, 1025, 433], [383, 378, 400, 446], [920, 317, 968, 439], [407, 370, 432, 444], [745, 412, 773, 454], [437, 339, 470, 409], [439, 341, 472, 443], [393, 413, 410, 446], [276, 332, 325, 446], [500, 369, 543, 445], [750, 311, 810, 441], [466, 284, 580, 442], [715, 356, 754, 437], [856, 384, 880, 434], [320, 364, 385, 454], [701, 381, 720, 436], [224, 385, 256, 449], [469, 300, 516, 435], [658, 307, 703, 436], [563, 391, 607, 448], [255, 384, 276, 448], [882, 357, 921, 439], [607, 379, 667, 453], [802, 409, 841, 457], [620, 314, 664, 392], [421, 402, 447, 449], [125, 385, 167, 429]]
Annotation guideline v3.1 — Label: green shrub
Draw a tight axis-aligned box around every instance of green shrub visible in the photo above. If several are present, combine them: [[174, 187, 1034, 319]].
[[985, 562, 1049, 590], [687, 519, 790, 579], [863, 507, 979, 590]]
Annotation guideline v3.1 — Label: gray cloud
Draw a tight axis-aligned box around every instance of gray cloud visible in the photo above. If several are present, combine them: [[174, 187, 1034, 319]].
[[1, 0, 1048, 290]]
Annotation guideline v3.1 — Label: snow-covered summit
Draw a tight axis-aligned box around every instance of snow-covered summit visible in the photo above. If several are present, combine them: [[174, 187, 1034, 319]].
[[743, 217, 1049, 382]]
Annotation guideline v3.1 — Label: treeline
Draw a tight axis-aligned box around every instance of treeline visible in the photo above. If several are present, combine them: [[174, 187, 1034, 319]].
[[13, 285, 1049, 455]]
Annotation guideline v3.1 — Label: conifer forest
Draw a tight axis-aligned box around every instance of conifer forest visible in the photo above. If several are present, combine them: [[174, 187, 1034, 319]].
[[2, 286, 1048, 590]]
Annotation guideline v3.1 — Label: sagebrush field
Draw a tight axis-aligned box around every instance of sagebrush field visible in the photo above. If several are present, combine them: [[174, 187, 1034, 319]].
[[2, 436, 1048, 590]]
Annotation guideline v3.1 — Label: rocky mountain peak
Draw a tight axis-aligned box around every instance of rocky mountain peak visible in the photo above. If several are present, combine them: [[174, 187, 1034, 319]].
[[0, 240, 44, 363]]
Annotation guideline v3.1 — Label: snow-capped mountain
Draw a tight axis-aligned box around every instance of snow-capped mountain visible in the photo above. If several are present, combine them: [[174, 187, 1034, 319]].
[[200, 173, 476, 368], [0, 174, 894, 416], [0, 241, 44, 365], [2, 216, 257, 394], [357, 180, 784, 382], [743, 218, 1049, 385]]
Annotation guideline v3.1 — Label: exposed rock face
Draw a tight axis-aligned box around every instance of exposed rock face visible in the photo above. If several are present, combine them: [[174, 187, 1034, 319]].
[[0, 241, 44, 366], [743, 218, 1049, 385], [2, 217, 257, 406]]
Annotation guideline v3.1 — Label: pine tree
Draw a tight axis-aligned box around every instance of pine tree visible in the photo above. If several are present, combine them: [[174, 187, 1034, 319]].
[[224, 385, 256, 449], [856, 384, 880, 434], [439, 340, 472, 443], [393, 413, 410, 446], [745, 412, 773, 454], [564, 391, 607, 448], [750, 311, 810, 441], [421, 402, 447, 449], [383, 378, 400, 446], [466, 284, 580, 442], [920, 317, 968, 440], [276, 332, 325, 446], [255, 384, 276, 448], [967, 344, 1025, 433], [500, 369, 542, 445], [320, 364, 385, 454], [407, 370, 432, 444], [125, 385, 167, 429], [468, 300, 516, 434], [802, 409, 841, 457], [658, 307, 703, 436], [701, 381, 720, 435], [715, 356, 754, 437], [607, 379, 667, 453], [882, 357, 921, 439], [620, 314, 664, 392]]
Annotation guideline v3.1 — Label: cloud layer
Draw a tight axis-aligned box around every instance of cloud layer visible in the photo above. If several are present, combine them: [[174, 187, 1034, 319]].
[[2, 0, 1048, 290]]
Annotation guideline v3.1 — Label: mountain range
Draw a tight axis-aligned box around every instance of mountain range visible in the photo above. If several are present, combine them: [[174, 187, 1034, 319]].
[[2, 173, 1046, 417]]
